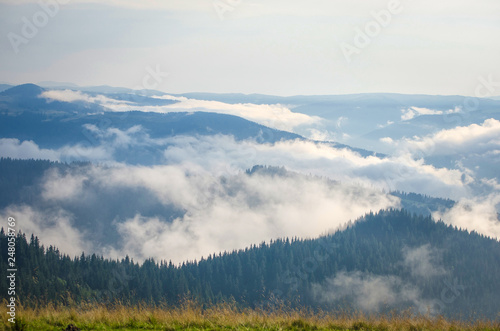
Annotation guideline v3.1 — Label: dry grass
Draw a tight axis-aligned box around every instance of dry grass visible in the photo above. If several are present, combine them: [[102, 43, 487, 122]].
[[1, 299, 499, 330]]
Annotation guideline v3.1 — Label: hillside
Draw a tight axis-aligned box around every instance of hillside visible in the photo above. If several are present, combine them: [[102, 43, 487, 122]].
[[1, 209, 499, 320]]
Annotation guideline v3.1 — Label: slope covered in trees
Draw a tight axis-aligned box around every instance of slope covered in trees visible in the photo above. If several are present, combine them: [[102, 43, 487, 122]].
[[1, 209, 499, 320]]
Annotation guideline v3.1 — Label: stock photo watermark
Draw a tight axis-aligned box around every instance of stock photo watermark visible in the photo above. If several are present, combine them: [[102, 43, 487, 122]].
[[426, 278, 465, 316], [253, 238, 339, 309], [340, 0, 405, 63], [6, 217, 17, 324], [81, 264, 134, 303], [7, 0, 70, 54], [132, 64, 169, 91], [213, 0, 242, 21], [445, 74, 500, 125]]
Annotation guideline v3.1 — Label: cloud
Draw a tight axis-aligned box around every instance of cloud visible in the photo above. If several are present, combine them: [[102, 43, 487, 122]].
[[23, 129, 499, 262], [42, 168, 89, 201], [432, 193, 500, 240], [4, 128, 499, 259], [39, 90, 321, 133], [312, 271, 433, 313], [82, 124, 151, 148], [0, 138, 110, 163], [305, 129, 337, 142], [380, 137, 394, 144], [378, 121, 394, 128], [89, 165, 400, 262], [0, 205, 90, 257], [381, 118, 500, 217], [40, 89, 131, 106], [403, 118, 500, 157], [400, 107, 461, 121], [336, 116, 348, 128], [160, 135, 468, 199], [160, 95, 321, 133], [3, 126, 474, 200], [402, 244, 447, 279], [313, 244, 450, 314], [5, 160, 400, 263], [0, 138, 60, 161]]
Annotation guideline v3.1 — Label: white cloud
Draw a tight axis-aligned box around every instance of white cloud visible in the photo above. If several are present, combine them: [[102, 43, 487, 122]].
[[403, 118, 500, 156], [33, 160, 400, 263], [42, 168, 89, 201], [155, 95, 320, 132], [433, 194, 500, 240], [1, 125, 478, 202], [380, 137, 394, 144], [401, 107, 438, 121], [402, 244, 447, 279], [0, 138, 60, 161], [158, 135, 469, 199], [0, 205, 89, 257], [5, 127, 499, 261], [336, 116, 348, 128], [40, 90, 321, 133], [401, 107, 461, 121], [4, 127, 472, 200], [312, 244, 453, 314], [40, 89, 131, 106], [306, 129, 337, 142], [312, 271, 434, 313], [0, 138, 111, 163], [23, 130, 500, 262], [90, 166, 400, 262], [378, 120, 394, 128]]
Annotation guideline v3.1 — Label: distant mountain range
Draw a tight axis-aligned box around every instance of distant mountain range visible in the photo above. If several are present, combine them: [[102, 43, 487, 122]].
[[6, 82, 500, 153], [0, 83, 499, 319], [0, 84, 380, 163]]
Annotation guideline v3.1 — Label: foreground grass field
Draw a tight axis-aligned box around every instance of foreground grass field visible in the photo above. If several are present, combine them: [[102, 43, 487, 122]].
[[1, 302, 499, 331]]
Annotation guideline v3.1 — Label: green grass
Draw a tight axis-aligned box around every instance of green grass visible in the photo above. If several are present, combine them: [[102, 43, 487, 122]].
[[1, 301, 499, 331]]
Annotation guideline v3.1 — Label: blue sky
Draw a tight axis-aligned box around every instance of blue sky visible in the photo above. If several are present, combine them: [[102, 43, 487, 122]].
[[1, 0, 499, 96]]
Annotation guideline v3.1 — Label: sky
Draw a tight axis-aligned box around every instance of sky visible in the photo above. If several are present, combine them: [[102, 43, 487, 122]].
[[1, 0, 500, 96]]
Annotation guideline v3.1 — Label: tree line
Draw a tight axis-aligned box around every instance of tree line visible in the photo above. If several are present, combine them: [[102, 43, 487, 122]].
[[1, 209, 499, 320]]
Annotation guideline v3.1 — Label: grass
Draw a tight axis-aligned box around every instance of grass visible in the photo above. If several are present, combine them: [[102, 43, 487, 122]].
[[1, 300, 499, 331]]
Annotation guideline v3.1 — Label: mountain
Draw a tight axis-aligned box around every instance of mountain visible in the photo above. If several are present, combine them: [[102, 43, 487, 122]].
[[0, 84, 305, 164], [0, 83, 104, 115], [36, 81, 165, 96], [1, 83, 498, 320], [0, 84, 379, 164], [1, 209, 498, 319], [0, 83, 172, 115], [0, 110, 300, 149], [0, 84, 12, 92], [8, 84, 499, 155], [168, 92, 500, 158], [0, 83, 44, 100], [165, 90, 500, 184], [363, 106, 500, 142], [37, 81, 80, 88]]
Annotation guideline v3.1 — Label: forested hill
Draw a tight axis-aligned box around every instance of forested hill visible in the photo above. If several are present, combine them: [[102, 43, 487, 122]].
[[1, 209, 499, 320]]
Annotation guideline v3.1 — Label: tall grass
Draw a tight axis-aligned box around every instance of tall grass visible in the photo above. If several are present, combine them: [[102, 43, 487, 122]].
[[1, 299, 499, 330]]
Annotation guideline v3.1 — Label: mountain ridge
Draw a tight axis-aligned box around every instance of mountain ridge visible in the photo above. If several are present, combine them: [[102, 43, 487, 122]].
[[1, 208, 498, 319]]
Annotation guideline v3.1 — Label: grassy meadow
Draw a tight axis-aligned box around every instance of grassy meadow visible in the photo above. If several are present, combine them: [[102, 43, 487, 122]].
[[1, 301, 499, 331]]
